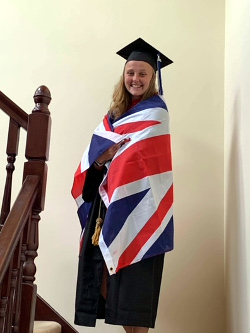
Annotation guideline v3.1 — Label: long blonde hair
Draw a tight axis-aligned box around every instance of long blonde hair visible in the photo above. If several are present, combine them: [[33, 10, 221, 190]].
[[109, 68, 158, 120]]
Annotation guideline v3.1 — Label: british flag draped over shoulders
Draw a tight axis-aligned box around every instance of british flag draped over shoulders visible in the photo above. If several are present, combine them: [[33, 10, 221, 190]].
[[71, 94, 174, 275]]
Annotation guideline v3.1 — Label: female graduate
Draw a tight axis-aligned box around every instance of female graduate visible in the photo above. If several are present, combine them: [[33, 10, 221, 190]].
[[72, 38, 174, 333]]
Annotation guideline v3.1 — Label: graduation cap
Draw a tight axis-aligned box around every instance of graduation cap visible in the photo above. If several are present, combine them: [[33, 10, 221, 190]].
[[116, 38, 173, 95]]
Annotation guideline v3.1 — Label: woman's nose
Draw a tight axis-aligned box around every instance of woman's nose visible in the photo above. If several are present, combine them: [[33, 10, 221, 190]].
[[133, 73, 139, 81]]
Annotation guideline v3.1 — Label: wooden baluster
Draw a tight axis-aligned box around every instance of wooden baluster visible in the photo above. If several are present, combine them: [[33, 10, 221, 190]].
[[0, 120, 20, 229], [0, 296, 7, 333], [19, 85, 51, 333], [22, 212, 39, 285], [0, 264, 13, 333], [12, 235, 28, 333], [11, 235, 24, 333], [6, 267, 18, 333], [3, 255, 16, 333]]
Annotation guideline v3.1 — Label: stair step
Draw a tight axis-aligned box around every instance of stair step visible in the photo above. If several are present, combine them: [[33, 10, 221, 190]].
[[33, 321, 61, 333]]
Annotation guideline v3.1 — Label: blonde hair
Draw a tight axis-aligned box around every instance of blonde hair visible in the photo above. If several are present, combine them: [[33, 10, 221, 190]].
[[109, 68, 158, 120]]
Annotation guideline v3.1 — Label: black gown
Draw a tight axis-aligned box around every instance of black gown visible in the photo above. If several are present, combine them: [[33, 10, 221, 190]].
[[74, 164, 165, 328]]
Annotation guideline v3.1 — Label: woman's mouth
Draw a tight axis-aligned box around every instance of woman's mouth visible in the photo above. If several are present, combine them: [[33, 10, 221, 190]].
[[131, 84, 142, 88]]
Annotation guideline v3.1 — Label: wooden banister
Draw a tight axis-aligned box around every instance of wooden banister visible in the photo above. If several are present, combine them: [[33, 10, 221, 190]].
[[0, 175, 39, 281], [0, 175, 40, 333], [0, 119, 20, 227], [0, 86, 52, 333], [0, 86, 79, 333], [0, 91, 28, 130]]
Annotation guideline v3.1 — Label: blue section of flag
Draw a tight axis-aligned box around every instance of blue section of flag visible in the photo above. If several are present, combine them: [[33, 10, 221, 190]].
[[77, 201, 92, 230], [142, 216, 174, 259], [88, 134, 115, 165], [102, 189, 149, 247], [117, 95, 167, 122]]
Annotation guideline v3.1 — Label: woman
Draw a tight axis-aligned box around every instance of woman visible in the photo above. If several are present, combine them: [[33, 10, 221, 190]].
[[72, 38, 174, 333]]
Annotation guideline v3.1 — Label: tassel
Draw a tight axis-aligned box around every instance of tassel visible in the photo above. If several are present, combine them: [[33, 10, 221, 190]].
[[157, 52, 163, 96], [92, 200, 104, 246], [92, 217, 103, 246]]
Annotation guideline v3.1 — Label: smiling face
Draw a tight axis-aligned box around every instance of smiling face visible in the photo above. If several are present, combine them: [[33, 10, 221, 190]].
[[124, 61, 154, 100]]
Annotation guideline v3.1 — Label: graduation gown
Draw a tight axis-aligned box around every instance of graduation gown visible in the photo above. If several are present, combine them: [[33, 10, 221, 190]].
[[74, 165, 165, 328]]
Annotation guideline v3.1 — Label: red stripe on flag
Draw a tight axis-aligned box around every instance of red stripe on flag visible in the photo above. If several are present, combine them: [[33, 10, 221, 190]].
[[79, 233, 85, 255], [115, 120, 160, 135], [103, 114, 113, 131], [71, 167, 87, 199], [117, 184, 174, 271], [74, 163, 82, 176], [104, 134, 172, 201]]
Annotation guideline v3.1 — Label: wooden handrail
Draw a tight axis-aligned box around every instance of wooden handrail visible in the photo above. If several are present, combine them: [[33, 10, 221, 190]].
[[0, 175, 39, 281], [0, 91, 28, 130]]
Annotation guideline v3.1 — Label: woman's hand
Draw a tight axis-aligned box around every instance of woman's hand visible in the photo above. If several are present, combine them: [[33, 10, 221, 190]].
[[93, 138, 130, 170], [96, 140, 125, 165]]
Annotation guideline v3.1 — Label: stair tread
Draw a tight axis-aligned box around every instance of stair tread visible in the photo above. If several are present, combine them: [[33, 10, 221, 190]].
[[33, 321, 61, 333]]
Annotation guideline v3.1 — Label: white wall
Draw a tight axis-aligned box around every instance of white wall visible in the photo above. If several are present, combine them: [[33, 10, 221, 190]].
[[0, 1, 225, 332], [225, 0, 250, 332]]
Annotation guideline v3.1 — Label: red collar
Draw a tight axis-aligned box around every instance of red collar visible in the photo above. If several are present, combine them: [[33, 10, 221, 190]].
[[128, 98, 142, 110]]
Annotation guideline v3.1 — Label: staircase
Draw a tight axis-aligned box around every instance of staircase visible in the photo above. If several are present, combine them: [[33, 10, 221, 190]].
[[34, 322, 61, 333], [0, 87, 78, 333]]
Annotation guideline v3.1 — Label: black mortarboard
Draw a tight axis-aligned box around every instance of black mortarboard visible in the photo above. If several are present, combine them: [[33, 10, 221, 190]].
[[116, 37, 173, 72]]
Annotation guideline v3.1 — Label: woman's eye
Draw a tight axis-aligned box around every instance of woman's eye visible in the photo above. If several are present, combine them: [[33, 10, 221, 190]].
[[140, 73, 146, 77]]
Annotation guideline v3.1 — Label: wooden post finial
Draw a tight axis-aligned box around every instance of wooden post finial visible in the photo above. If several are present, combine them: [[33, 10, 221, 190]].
[[33, 85, 51, 114]]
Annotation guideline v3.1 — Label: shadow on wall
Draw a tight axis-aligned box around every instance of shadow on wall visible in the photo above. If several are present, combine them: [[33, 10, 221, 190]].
[[225, 94, 248, 332]]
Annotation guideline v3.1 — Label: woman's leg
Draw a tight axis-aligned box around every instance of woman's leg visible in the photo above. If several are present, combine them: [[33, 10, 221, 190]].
[[132, 327, 149, 333], [123, 327, 149, 333]]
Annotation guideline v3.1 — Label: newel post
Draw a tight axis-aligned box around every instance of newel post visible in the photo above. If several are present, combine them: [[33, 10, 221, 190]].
[[23, 85, 51, 281], [20, 86, 51, 333], [23, 85, 51, 211]]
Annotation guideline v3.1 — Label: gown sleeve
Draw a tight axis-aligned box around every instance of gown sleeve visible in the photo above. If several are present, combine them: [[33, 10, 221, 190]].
[[82, 164, 105, 203]]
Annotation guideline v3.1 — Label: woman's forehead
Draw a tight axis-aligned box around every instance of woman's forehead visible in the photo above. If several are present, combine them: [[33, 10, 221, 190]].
[[124, 61, 153, 71]]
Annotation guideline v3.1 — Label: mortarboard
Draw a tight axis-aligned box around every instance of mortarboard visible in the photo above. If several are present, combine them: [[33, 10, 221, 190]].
[[116, 37, 173, 95]]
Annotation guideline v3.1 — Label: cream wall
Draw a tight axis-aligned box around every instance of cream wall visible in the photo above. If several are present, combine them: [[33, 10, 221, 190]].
[[0, 1, 225, 333], [225, 0, 250, 332]]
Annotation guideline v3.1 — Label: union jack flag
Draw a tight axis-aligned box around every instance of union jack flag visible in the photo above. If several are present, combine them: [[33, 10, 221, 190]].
[[72, 95, 174, 275]]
